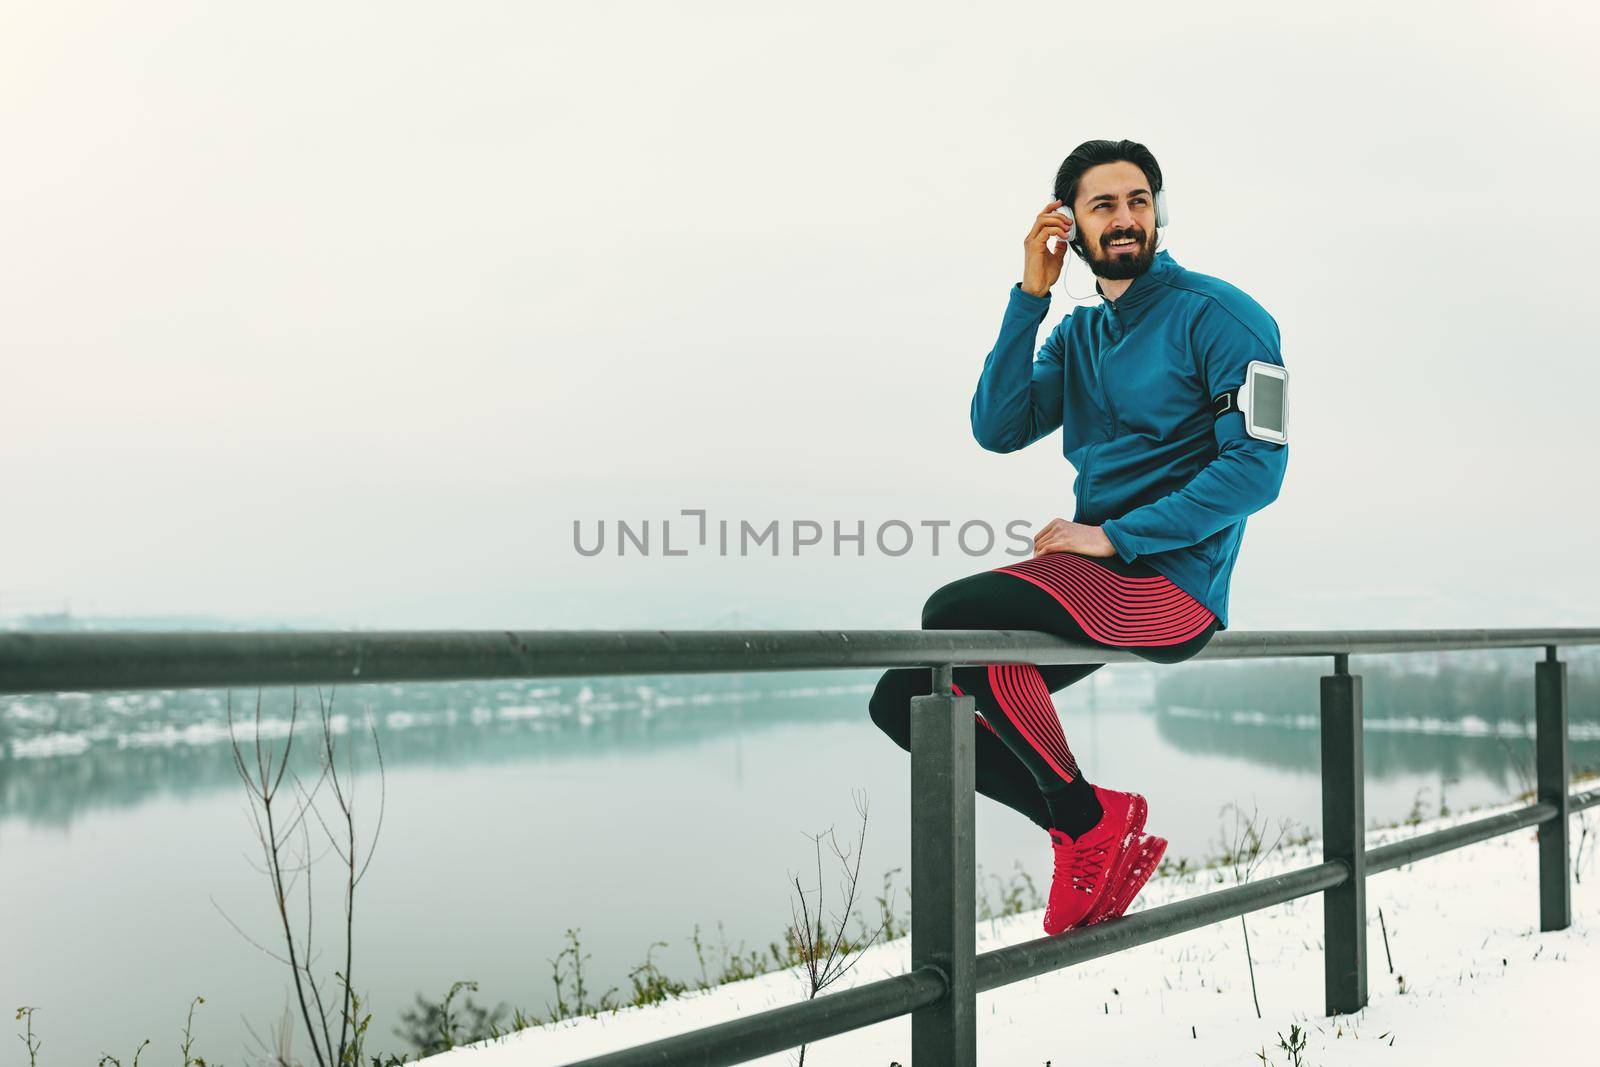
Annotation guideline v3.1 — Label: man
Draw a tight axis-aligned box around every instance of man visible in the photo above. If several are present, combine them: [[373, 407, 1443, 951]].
[[871, 138, 1290, 935]]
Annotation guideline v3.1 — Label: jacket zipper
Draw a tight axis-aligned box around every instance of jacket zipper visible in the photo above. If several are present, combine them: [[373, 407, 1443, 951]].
[[1080, 443, 1094, 507], [1094, 318, 1124, 433], [1095, 366, 1120, 434], [1084, 311, 1126, 513]]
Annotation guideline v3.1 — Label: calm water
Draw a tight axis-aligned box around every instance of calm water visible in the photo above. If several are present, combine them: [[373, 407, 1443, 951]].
[[3, 658, 1596, 1065]]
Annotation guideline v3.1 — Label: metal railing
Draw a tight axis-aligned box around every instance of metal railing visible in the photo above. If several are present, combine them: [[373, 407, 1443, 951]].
[[3, 626, 1598, 1066]]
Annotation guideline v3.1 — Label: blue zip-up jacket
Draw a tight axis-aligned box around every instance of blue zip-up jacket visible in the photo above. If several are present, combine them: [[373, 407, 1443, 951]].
[[970, 250, 1288, 630]]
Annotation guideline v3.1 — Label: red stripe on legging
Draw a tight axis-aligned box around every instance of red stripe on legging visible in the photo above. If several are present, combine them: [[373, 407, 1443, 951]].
[[994, 552, 1215, 646], [1001, 554, 1207, 637], [987, 662, 1080, 782], [1009, 664, 1082, 780], [998, 663, 1081, 781]]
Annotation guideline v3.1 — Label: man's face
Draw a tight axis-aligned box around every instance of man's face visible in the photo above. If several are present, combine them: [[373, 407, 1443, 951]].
[[1071, 161, 1159, 281]]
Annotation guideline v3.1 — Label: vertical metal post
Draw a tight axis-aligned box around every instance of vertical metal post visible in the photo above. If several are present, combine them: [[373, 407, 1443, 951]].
[[909, 663, 976, 1065], [1321, 653, 1367, 1016], [1536, 645, 1571, 931]]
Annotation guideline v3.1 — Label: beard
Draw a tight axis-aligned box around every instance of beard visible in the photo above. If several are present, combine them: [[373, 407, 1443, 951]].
[[1080, 227, 1156, 280]]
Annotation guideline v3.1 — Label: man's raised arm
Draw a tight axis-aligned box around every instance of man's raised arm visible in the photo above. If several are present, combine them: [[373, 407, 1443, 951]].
[[970, 283, 1067, 453]]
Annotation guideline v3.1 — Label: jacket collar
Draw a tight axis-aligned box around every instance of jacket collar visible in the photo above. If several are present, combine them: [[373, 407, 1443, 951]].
[[1094, 249, 1181, 328]]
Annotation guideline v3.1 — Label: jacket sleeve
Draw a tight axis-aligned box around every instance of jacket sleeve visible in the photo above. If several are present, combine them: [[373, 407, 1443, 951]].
[[1099, 301, 1289, 560], [970, 283, 1067, 453]]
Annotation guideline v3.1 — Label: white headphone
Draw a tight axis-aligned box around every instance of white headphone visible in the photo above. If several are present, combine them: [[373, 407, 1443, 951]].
[[1054, 187, 1170, 299]]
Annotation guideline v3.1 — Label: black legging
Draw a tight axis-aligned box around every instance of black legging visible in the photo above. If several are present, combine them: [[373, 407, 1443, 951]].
[[868, 550, 1219, 836]]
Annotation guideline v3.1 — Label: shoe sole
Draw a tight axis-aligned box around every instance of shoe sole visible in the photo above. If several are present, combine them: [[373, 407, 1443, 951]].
[[1085, 833, 1168, 926]]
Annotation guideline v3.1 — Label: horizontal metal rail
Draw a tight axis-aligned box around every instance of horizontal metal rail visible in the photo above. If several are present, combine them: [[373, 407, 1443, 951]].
[[1366, 801, 1559, 875], [562, 965, 949, 1067], [976, 859, 1350, 992], [3, 627, 1600, 695]]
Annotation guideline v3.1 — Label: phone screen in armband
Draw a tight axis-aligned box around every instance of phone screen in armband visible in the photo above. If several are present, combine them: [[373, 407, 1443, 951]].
[[1212, 361, 1288, 444], [1243, 360, 1287, 444]]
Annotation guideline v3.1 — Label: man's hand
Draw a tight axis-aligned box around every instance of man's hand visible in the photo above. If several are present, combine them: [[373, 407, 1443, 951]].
[[1021, 198, 1072, 297], [1033, 517, 1117, 559]]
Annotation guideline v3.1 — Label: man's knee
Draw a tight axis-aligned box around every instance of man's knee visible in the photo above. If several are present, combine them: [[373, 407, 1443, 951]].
[[922, 578, 980, 630]]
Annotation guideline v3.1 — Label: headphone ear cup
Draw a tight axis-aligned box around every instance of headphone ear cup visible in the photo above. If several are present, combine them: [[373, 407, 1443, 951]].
[[1154, 189, 1169, 228], [1062, 207, 1077, 242]]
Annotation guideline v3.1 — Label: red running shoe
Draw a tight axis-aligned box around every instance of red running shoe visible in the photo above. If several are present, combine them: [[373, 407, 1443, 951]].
[[1042, 786, 1144, 935], [1084, 833, 1169, 926]]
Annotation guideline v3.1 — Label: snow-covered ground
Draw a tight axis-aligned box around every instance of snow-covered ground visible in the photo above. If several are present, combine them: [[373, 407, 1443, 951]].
[[429, 797, 1599, 1066]]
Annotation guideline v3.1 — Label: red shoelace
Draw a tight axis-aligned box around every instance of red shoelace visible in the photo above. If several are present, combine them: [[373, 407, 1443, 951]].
[[1053, 834, 1110, 895]]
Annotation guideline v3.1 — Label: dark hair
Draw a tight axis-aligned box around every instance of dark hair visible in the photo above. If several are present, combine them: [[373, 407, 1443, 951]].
[[1052, 139, 1164, 249]]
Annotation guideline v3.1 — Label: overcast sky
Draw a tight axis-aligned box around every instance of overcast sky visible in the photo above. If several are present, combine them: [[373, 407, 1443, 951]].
[[4, 0, 1597, 633]]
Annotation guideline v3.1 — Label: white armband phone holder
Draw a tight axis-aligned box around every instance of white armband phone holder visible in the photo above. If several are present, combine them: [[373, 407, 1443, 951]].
[[1212, 360, 1288, 444]]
